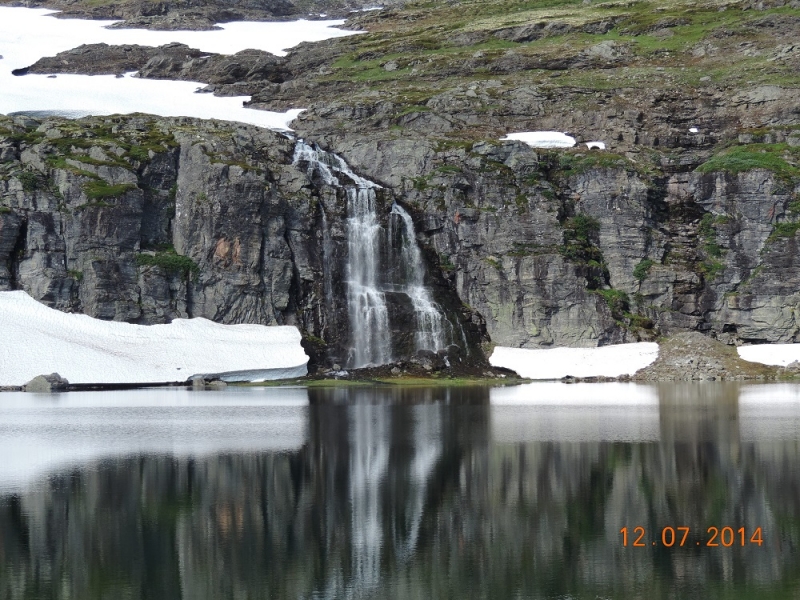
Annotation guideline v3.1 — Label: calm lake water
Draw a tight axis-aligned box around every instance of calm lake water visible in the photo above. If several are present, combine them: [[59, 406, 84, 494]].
[[1, 382, 799, 599]]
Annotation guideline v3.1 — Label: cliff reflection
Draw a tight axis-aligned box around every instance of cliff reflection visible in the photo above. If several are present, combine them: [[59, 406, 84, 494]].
[[1, 384, 799, 599]]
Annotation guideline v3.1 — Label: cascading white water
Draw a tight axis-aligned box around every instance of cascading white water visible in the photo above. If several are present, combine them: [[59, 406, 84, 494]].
[[293, 139, 451, 368], [390, 203, 450, 353], [294, 140, 392, 367], [346, 187, 392, 367]]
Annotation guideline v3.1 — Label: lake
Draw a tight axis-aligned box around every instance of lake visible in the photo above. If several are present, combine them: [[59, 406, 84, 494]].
[[1, 382, 799, 599]]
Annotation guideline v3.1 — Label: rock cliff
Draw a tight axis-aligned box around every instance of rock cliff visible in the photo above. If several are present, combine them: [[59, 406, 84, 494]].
[[0, 114, 487, 370], [3, 0, 800, 364]]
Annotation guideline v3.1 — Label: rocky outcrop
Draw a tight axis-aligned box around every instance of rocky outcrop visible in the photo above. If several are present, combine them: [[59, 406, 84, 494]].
[[15, 43, 289, 97], [3, 113, 800, 356], [23, 372, 69, 392], [632, 332, 780, 381], [0, 114, 487, 370]]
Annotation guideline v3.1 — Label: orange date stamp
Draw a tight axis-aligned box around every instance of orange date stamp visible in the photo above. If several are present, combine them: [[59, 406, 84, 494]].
[[620, 526, 763, 547]]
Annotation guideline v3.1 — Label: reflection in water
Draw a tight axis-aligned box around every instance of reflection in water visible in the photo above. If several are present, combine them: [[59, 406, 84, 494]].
[[0, 384, 799, 599]]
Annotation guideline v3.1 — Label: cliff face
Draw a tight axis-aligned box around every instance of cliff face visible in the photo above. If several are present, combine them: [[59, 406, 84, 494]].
[[3, 113, 800, 363], [330, 132, 800, 348], [0, 114, 488, 369]]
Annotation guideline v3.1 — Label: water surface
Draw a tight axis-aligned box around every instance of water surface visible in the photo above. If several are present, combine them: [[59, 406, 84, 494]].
[[1, 383, 799, 599]]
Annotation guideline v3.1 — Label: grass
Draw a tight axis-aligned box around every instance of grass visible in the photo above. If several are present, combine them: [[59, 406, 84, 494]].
[[595, 288, 630, 319], [135, 249, 199, 278], [696, 144, 800, 182], [555, 150, 650, 178], [768, 221, 800, 241], [633, 258, 655, 282], [82, 180, 136, 200], [560, 214, 606, 283]]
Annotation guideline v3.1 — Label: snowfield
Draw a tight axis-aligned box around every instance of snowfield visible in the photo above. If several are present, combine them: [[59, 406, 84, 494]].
[[737, 344, 800, 367], [0, 291, 308, 386], [0, 7, 358, 129], [500, 131, 577, 148], [490, 343, 660, 379]]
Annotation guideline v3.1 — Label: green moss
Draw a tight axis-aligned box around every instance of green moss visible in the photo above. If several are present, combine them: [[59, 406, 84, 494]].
[[556, 150, 643, 177], [594, 288, 630, 320], [768, 221, 800, 241], [633, 258, 655, 282], [0, 206, 12, 214], [136, 249, 199, 278], [67, 269, 84, 282], [17, 171, 39, 192], [82, 180, 136, 200], [698, 213, 724, 258], [128, 146, 150, 162], [696, 144, 800, 182], [698, 259, 725, 280]]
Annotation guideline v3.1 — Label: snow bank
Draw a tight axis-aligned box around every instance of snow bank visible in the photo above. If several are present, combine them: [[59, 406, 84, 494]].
[[0, 7, 358, 129], [490, 342, 659, 379], [500, 131, 577, 148], [586, 141, 606, 150], [0, 291, 308, 386], [737, 344, 800, 367]]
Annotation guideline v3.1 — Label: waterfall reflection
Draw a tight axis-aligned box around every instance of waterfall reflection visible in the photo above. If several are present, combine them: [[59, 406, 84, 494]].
[[1, 384, 799, 599]]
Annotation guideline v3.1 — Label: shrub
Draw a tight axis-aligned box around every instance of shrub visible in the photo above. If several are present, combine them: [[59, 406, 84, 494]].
[[633, 259, 655, 282], [136, 249, 199, 278]]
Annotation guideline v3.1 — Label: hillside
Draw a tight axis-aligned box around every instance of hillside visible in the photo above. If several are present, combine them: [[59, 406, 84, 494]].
[[2, 0, 800, 368]]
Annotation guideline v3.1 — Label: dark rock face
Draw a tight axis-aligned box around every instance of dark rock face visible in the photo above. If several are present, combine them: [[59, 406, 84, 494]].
[[329, 135, 800, 348], [0, 114, 487, 370], [2, 112, 800, 368], [16, 43, 289, 97]]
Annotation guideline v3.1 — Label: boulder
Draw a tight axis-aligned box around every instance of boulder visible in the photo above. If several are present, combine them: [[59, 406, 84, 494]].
[[24, 373, 70, 393]]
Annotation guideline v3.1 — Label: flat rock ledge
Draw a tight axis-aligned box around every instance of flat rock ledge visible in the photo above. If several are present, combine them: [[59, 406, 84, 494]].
[[631, 332, 794, 382]]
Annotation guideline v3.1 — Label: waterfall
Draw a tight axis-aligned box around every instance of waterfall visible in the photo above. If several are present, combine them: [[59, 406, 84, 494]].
[[293, 139, 450, 368], [346, 187, 392, 367], [390, 203, 450, 353]]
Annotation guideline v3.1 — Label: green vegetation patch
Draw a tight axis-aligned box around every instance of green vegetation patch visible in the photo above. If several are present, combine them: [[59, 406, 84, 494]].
[[696, 144, 800, 182], [633, 258, 655, 282], [17, 171, 40, 192], [82, 180, 136, 200], [556, 150, 643, 177], [697, 214, 727, 279], [595, 288, 630, 319], [768, 221, 800, 241], [136, 248, 199, 278]]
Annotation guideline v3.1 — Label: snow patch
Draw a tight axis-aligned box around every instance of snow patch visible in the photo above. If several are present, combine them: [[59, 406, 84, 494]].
[[490, 342, 659, 379], [689, 127, 699, 133], [737, 344, 800, 367], [0, 291, 308, 386], [0, 7, 358, 129], [500, 131, 577, 148], [586, 141, 606, 150]]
